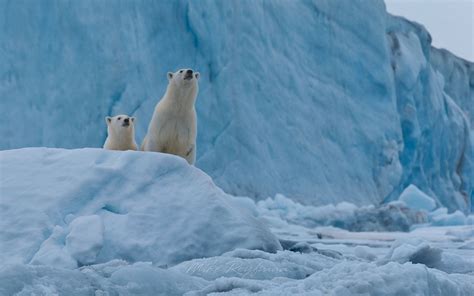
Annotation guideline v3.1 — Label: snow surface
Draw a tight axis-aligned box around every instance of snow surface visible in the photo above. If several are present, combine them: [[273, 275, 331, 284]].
[[0, 0, 471, 212]]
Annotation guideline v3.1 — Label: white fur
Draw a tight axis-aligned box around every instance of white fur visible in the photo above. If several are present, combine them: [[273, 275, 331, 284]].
[[103, 114, 138, 151], [141, 68, 200, 164]]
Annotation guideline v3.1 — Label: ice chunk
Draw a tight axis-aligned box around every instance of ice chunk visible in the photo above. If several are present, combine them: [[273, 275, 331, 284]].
[[29, 226, 77, 269], [354, 246, 377, 261], [65, 215, 104, 266], [384, 239, 442, 268], [398, 185, 436, 212], [459, 240, 474, 250], [431, 210, 467, 226]]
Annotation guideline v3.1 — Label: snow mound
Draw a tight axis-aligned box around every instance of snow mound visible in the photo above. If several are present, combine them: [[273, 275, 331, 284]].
[[0, 148, 281, 268], [398, 184, 437, 211]]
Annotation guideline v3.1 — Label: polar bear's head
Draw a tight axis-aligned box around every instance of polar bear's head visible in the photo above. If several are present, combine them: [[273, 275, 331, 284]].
[[105, 114, 136, 137], [167, 68, 200, 93]]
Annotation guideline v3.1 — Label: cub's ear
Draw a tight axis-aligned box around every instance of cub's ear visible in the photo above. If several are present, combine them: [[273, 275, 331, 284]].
[[105, 116, 112, 124], [167, 72, 173, 81], [195, 72, 200, 80], [130, 117, 136, 122]]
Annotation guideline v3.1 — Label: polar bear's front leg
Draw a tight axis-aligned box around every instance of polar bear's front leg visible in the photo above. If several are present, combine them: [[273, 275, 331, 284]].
[[185, 145, 196, 165], [140, 136, 148, 151]]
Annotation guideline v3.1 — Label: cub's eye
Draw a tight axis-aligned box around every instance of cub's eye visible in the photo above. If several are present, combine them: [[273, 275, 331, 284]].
[[117, 117, 121, 120], [179, 70, 183, 73]]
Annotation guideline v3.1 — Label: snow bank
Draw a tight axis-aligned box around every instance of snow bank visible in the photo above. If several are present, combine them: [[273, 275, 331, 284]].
[[0, 0, 471, 212], [0, 148, 281, 268]]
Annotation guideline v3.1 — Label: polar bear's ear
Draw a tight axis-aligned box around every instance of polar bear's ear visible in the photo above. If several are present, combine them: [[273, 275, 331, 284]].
[[195, 72, 200, 80], [105, 116, 112, 124], [130, 117, 136, 122], [167, 72, 173, 81]]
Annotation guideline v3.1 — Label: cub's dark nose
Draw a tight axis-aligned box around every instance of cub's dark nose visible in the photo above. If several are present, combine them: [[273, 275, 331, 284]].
[[124, 118, 130, 123], [186, 69, 193, 74]]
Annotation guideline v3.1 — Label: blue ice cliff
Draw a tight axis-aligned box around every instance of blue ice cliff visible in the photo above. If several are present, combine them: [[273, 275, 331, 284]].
[[0, 0, 471, 212]]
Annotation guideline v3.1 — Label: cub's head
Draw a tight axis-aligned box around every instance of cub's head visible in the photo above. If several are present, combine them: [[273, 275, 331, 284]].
[[167, 68, 200, 90], [105, 114, 136, 135]]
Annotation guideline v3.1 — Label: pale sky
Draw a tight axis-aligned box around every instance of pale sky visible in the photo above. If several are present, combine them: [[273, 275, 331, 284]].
[[385, 0, 473, 61]]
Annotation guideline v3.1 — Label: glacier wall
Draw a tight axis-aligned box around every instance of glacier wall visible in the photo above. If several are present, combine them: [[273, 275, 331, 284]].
[[385, 16, 473, 212], [0, 0, 471, 211]]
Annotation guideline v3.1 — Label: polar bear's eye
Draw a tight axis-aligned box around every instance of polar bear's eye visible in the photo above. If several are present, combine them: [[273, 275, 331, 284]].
[[179, 70, 183, 73], [117, 117, 121, 121]]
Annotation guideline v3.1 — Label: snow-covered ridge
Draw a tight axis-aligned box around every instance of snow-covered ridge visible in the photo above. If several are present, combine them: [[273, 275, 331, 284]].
[[0, 0, 471, 211]]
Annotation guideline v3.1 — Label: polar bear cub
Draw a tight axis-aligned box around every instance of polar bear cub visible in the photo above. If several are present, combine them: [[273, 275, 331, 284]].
[[141, 68, 200, 164], [103, 114, 138, 151]]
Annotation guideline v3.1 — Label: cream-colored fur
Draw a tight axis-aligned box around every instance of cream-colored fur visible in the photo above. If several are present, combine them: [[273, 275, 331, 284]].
[[103, 114, 138, 151], [141, 68, 200, 164]]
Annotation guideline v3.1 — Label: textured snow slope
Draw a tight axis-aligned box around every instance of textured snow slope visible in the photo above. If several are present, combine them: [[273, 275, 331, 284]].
[[0, 148, 280, 268], [0, 0, 471, 211]]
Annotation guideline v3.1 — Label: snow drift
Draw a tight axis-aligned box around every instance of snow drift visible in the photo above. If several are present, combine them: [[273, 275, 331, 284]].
[[0, 148, 281, 268], [0, 1, 471, 212]]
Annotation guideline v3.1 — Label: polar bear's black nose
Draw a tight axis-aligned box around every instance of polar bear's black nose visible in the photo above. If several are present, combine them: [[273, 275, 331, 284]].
[[124, 118, 130, 123], [186, 69, 193, 74]]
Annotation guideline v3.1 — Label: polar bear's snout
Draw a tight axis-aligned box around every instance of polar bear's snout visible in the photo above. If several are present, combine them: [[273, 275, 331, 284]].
[[184, 69, 194, 80], [122, 118, 130, 127]]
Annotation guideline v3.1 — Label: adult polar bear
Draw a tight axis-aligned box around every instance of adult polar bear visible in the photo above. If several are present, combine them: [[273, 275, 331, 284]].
[[141, 69, 200, 165]]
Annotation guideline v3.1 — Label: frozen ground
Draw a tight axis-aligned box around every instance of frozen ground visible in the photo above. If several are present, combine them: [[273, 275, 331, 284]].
[[1, 148, 473, 295]]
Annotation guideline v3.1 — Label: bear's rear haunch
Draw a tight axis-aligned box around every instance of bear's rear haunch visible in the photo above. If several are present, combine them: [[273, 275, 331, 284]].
[[141, 69, 200, 165]]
